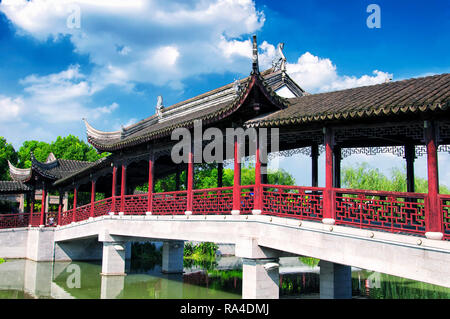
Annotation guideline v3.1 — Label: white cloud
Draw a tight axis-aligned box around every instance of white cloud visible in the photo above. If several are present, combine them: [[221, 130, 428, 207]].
[[0, 0, 265, 90], [286, 52, 392, 93], [0, 96, 24, 122], [0, 65, 124, 147]]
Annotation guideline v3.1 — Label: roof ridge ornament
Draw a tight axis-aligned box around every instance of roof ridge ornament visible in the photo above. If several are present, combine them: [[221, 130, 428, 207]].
[[156, 95, 164, 119], [272, 42, 287, 81], [46, 152, 57, 163], [252, 34, 259, 74], [233, 79, 241, 93]]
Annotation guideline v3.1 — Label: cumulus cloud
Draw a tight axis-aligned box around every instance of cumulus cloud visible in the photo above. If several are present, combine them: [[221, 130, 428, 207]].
[[0, 0, 396, 147], [0, 65, 122, 146], [0, 0, 265, 89], [286, 52, 393, 93], [0, 96, 24, 122]]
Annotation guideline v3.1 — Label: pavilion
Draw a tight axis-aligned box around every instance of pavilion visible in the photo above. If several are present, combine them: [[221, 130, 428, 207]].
[[0, 152, 92, 227]]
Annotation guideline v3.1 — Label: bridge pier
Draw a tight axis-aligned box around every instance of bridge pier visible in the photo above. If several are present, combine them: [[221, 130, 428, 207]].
[[162, 240, 184, 274], [235, 237, 282, 299], [101, 241, 127, 276], [319, 260, 352, 299], [242, 258, 279, 299]]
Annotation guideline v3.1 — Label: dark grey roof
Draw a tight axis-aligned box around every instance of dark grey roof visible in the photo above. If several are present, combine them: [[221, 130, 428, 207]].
[[0, 181, 31, 193], [85, 68, 303, 152], [8, 152, 95, 183], [246, 73, 450, 128], [30, 152, 95, 180]]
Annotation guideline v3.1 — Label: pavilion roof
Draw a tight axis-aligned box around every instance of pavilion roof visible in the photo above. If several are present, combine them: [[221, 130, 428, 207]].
[[245, 73, 450, 128], [0, 181, 31, 193], [8, 152, 94, 183], [84, 68, 302, 152]]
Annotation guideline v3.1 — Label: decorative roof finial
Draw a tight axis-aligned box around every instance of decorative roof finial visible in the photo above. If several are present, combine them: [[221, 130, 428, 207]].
[[156, 95, 164, 119], [272, 42, 287, 81], [278, 43, 286, 81], [232, 79, 241, 93], [252, 34, 259, 74]]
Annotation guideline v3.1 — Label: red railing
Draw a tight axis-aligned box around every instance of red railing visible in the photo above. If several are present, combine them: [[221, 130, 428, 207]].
[[29, 212, 41, 227], [334, 188, 427, 236], [240, 185, 255, 214], [73, 204, 91, 222], [1, 186, 448, 240], [152, 190, 187, 215], [192, 187, 233, 215], [92, 197, 114, 218], [0, 213, 30, 229], [121, 194, 148, 215], [60, 209, 74, 226], [262, 185, 324, 221], [440, 194, 450, 240]]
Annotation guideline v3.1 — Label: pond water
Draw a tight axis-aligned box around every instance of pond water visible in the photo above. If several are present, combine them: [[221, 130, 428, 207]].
[[0, 256, 448, 299]]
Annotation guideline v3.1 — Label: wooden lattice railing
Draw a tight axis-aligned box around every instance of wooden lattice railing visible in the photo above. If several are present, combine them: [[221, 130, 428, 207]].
[[1, 186, 448, 241]]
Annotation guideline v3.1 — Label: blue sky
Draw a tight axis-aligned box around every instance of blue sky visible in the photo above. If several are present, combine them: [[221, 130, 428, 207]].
[[0, 0, 449, 186]]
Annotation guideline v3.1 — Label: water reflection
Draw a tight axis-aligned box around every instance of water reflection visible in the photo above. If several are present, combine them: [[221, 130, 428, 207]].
[[0, 256, 448, 299]]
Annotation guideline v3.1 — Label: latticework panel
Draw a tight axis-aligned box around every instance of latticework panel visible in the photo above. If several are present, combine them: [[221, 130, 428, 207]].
[[152, 191, 188, 215], [334, 189, 427, 235], [122, 194, 148, 215], [0, 213, 29, 229], [192, 187, 233, 214], [441, 195, 450, 240], [240, 186, 255, 214], [262, 185, 324, 220]]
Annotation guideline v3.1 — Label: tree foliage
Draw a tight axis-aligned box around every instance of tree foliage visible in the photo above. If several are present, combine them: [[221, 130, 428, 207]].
[[0, 137, 18, 180], [145, 163, 296, 192], [16, 135, 108, 169], [342, 162, 450, 194]]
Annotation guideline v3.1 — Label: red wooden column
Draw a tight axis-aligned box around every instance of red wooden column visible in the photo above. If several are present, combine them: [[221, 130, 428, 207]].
[[89, 179, 96, 218], [39, 185, 46, 226], [110, 165, 117, 214], [29, 188, 35, 226], [232, 136, 241, 215], [424, 121, 443, 240], [57, 191, 63, 226], [72, 186, 78, 223], [252, 134, 262, 214], [146, 154, 154, 215], [185, 144, 194, 215], [323, 127, 336, 225], [120, 164, 127, 214]]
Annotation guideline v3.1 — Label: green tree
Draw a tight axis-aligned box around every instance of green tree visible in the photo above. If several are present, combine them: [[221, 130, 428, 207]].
[[0, 137, 18, 180], [51, 135, 108, 162], [342, 162, 450, 194], [17, 140, 52, 168], [17, 135, 108, 168]]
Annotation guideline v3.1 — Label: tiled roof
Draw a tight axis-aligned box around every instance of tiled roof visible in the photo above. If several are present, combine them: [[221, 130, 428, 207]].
[[0, 181, 31, 192], [8, 153, 94, 183], [85, 69, 302, 152], [30, 152, 94, 180], [246, 73, 450, 128]]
